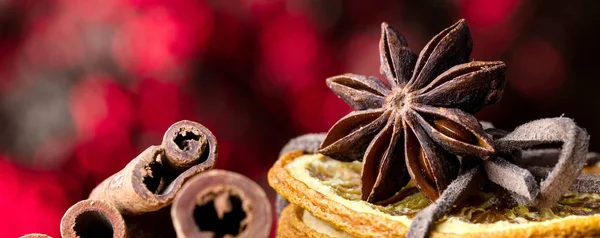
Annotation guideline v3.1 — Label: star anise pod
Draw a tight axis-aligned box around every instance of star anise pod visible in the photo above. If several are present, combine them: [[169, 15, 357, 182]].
[[319, 19, 506, 204]]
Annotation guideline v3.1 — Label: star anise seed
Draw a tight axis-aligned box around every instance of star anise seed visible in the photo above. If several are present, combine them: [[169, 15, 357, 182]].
[[319, 19, 506, 204]]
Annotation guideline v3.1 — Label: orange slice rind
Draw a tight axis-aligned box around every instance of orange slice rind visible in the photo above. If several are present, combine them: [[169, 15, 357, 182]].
[[269, 151, 600, 237]]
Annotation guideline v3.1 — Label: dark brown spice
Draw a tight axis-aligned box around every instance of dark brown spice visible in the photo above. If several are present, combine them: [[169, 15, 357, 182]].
[[319, 19, 505, 204], [171, 170, 272, 238], [89, 120, 217, 215], [60, 199, 128, 238], [24, 120, 220, 237], [162, 120, 216, 169], [313, 19, 600, 238]]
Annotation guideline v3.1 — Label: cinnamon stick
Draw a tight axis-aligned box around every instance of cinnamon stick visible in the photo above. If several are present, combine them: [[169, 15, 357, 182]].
[[162, 120, 217, 170], [89, 120, 217, 215], [60, 199, 127, 238], [171, 170, 272, 238]]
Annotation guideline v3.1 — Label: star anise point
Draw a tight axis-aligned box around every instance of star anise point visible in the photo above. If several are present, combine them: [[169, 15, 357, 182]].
[[321, 19, 506, 204]]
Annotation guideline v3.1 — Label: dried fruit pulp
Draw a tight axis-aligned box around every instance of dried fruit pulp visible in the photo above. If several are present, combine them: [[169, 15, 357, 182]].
[[300, 154, 600, 224]]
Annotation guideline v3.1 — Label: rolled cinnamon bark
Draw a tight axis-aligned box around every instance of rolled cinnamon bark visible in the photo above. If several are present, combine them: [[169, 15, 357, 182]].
[[90, 120, 217, 215], [162, 120, 217, 170], [60, 199, 127, 238], [171, 170, 272, 238]]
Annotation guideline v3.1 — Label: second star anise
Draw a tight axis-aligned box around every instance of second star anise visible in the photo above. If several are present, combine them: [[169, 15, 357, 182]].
[[319, 19, 506, 204]]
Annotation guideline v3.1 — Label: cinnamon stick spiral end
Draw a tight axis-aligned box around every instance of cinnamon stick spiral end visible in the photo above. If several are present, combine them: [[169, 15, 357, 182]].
[[162, 120, 217, 169], [60, 199, 127, 238], [171, 170, 272, 238]]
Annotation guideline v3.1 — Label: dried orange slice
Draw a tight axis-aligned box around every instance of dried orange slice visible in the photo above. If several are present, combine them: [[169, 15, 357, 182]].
[[269, 151, 600, 237], [278, 203, 353, 238]]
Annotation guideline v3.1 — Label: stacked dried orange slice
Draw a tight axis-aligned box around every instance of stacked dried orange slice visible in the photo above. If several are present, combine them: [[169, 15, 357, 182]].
[[270, 148, 600, 237]]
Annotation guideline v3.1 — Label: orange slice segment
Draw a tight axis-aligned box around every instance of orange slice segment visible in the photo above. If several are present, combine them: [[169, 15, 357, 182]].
[[269, 151, 600, 237]]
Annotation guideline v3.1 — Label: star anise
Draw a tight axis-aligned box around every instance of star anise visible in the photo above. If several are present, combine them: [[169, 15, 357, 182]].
[[319, 19, 506, 204]]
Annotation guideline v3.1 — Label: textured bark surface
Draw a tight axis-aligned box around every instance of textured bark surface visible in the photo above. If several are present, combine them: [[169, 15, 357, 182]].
[[60, 199, 128, 238], [89, 120, 217, 215], [171, 170, 272, 238]]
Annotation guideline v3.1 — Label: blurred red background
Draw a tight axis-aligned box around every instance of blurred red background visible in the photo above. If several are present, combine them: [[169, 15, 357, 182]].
[[1, 0, 600, 236]]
